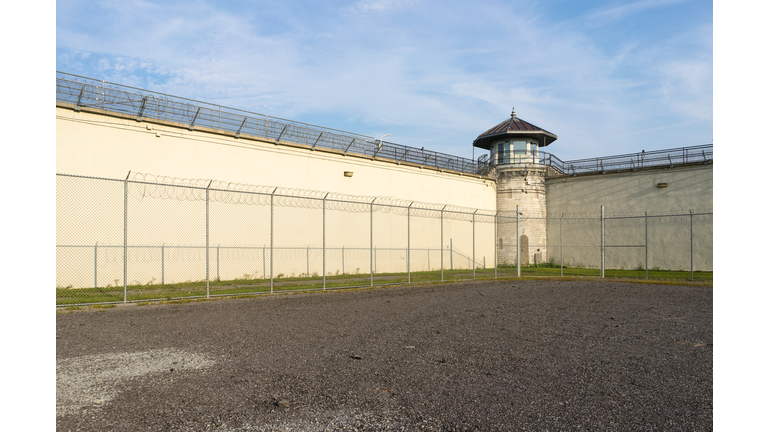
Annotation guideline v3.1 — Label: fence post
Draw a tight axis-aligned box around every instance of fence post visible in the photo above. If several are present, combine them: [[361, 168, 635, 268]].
[[94, 242, 98, 289], [124, 171, 129, 303], [306, 246, 310, 277], [600, 205, 605, 278], [217, 244, 220, 282], [323, 193, 328, 290], [516, 205, 520, 278], [408, 202, 413, 283], [162, 243, 165, 285], [494, 211, 498, 279], [450, 238, 453, 271], [370, 198, 376, 287], [441, 205, 446, 282], [342, 246, 345, 275], [206, 180, 212, 298], [645, 212, 648, 279], [690, 210, 694, 281], [560, 214, 564, 277], [472, 209, 477, 279], [427, 247, 431, 271], [270, 188, 275, 294]]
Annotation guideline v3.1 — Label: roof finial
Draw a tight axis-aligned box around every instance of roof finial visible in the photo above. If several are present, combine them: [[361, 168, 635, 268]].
[[511, 108, 516, 119]]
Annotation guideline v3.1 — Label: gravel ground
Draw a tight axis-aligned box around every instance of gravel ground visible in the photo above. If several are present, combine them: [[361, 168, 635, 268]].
[[56, 279, 712, 431]]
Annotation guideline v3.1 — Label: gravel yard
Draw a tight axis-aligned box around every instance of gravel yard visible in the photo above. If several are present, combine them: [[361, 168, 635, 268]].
[[56, 279, 712, 431]]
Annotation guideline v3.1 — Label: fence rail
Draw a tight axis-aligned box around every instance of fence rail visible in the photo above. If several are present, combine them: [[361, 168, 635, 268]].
[[56, 72, 485, 175], [542, 145, 713, 175], [56, 72, 712, 179]]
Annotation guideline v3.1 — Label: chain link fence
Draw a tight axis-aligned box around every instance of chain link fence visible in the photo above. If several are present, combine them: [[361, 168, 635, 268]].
[[56, 173, 713, 306]]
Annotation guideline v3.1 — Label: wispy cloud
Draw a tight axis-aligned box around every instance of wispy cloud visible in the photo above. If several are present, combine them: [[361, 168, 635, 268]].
[[349, 0, 422, 13], [585, 0, 693, 23], [56, 0, 712, 159]]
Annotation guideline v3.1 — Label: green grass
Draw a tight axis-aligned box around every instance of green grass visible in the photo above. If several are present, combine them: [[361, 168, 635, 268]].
[[56, 266, 713, 306]]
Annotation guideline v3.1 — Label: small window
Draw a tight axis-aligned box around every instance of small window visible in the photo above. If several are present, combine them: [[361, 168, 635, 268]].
[[512, 141, 526, 163]]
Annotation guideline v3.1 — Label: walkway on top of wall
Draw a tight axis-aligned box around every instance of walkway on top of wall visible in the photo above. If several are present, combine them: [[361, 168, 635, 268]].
[[56, 71, 712, 181]]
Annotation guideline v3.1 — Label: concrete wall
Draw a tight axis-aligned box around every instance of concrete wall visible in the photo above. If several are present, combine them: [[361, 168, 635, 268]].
[[55, 103, 713, 288], [544, 165, 713, 271], [56, 105, 496, 210], [56, 105, 497, 288]]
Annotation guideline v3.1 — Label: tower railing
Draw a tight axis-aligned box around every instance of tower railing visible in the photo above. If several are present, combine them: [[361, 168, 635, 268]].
[[488, 145, 713, 176]]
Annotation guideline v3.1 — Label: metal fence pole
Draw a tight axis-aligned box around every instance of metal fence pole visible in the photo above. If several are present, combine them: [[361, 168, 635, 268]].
[[370, 198, 376, 287], [306, 246, 310, 277], [342, 246, 345, 275], [472, 210, 477, 279], [217, 244, 220, 282], [270, 189, 275, 294], [161, 243, 165, 285], [94, 242, 98, 289], [368, 198, 376, 286], [600, 205, 605, 278], [124, 171, 129, 303], [494, 212, 498, 279], [206, 181, 212, 298], [450, 238, 453, 271], [441, 206, 445, 282], [408, 202, 413, 283], [645, 212, 648, 279], [690, 210, 694, 281], [323, 193, 327, 290], [560, 214, 564, 277], [516, 205, 520, 278]]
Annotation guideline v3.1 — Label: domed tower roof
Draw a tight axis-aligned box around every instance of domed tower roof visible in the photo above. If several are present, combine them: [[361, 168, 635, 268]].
[[472, 109, 557, 150]]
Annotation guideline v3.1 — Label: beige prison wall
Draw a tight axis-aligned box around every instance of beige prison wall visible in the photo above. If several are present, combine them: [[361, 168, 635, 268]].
[[56, 106, 497, 289], [544, 165, 713, 271]]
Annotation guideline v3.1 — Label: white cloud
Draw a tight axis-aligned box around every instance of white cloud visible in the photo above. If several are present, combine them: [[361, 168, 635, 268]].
[[585, 0, 693, 23], [56, 0, 712, 159], [349, 0, 422, 13]]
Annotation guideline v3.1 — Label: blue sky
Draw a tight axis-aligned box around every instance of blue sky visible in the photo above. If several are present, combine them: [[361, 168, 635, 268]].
[[56, 0, 712, 161]]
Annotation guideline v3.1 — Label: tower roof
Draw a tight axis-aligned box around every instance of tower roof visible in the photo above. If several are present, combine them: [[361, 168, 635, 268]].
[[472, 109, 557, 150]]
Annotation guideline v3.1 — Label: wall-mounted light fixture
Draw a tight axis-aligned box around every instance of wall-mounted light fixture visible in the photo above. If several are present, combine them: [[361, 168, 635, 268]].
[[656, 182, 668, 188], [344, 171, 354, 177]]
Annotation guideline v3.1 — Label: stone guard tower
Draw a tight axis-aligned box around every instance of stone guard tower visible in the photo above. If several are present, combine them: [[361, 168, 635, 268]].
[[473, 109, 557, 266]]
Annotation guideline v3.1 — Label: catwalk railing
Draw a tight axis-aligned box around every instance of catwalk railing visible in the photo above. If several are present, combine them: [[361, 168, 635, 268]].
[[56, 72, 485, 175], [485, 145, 713, 175], [57, 72, 712, 178], [56, 173, 713, 306]]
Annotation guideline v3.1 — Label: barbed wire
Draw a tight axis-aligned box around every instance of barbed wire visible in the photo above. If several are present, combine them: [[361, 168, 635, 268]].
[[58, 172, 711, 225], [129, 172, 495, 220]]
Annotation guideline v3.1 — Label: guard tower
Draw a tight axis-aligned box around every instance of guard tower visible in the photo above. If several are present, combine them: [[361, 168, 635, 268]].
[[473, 109, 558, 266]]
